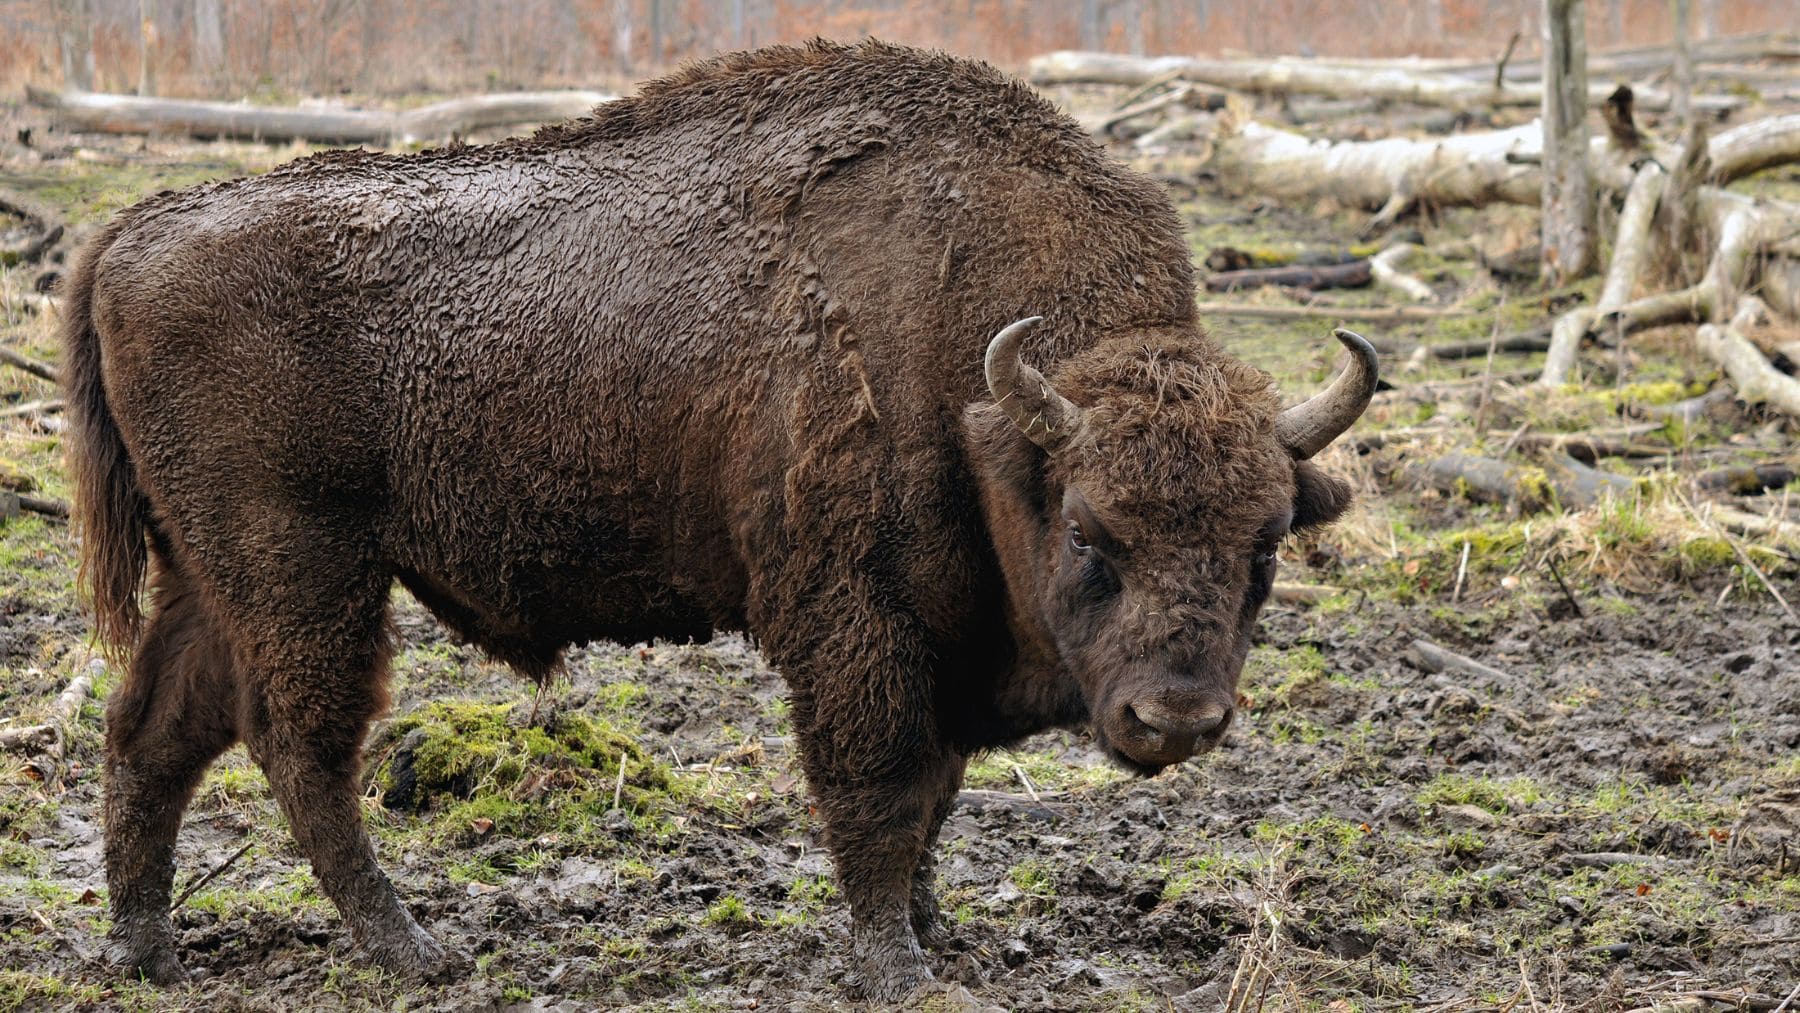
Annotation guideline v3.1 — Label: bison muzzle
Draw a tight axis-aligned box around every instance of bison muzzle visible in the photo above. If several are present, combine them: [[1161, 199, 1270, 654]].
[[63, 40, 1374, 1001]]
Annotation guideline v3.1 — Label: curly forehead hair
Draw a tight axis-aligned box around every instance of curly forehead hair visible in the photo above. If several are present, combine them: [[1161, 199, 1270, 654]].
[[1049, 335, 1291, 543]]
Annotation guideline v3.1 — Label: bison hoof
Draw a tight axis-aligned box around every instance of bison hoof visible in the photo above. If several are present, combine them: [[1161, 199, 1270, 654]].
[[854, 954, 934, 1003], [361, 923, 457, 982], [104, 934, 187, 986]]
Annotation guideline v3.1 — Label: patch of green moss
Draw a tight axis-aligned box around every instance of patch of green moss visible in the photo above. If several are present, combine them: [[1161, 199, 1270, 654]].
[[368, 699, 674, 852], [1417, 773, 1546, 815]]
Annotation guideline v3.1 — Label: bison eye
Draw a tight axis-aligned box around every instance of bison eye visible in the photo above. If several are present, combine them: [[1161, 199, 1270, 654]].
[[1068, 521, 1091, 553]]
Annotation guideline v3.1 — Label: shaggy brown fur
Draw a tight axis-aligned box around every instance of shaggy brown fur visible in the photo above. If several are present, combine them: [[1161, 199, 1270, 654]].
[[65, 40, 1358, 1000]]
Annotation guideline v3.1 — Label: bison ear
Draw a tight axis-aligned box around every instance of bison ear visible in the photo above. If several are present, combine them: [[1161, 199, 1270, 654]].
[[1292, 460, 1353, 532]]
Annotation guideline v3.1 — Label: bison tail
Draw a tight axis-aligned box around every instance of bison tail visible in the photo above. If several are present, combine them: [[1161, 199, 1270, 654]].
[[62, 225, 149, 653]]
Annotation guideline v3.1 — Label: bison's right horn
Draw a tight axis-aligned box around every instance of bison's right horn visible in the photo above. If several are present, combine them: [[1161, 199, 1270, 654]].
[[1274, 328, 1379, 460], [985, 317, 1085, 453]]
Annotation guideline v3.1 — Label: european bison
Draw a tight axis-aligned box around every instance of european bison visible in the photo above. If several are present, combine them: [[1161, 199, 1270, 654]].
[[65, 41, 1374, 999]]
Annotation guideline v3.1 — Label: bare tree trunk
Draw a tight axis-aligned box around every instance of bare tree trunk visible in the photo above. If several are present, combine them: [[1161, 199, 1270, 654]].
[[1081, 0, 1103, 51], [138, 0, 157, 97], [54, 0, 94, 91], [612, 0, 634, 75], [648, 0, 664, 69], [1670, 0, 1693, 129], [1541, 0, 1596, 285], [194, 0, 224, 91]]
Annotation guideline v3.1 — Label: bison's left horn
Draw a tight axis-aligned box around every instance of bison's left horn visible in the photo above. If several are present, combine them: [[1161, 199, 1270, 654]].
[[1275, 328, 1379, 460], [985, 317, 1086, 453]]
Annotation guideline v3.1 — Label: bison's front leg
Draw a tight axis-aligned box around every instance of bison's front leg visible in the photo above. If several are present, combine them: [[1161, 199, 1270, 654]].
[[791, 681, 958, 1001], [910, 752, 967, 949]]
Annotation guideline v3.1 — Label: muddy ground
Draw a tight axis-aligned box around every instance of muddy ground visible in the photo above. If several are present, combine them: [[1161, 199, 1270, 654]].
[[3, 90, 1800, 1012]]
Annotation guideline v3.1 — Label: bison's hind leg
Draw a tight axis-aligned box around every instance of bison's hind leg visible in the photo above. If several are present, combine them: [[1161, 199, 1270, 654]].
[[224, 555, 450, 980], [102, 560, 241, 983]]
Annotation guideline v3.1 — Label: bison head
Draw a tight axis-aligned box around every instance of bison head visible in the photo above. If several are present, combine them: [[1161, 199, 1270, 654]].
[[966, 318, 1376, 775]]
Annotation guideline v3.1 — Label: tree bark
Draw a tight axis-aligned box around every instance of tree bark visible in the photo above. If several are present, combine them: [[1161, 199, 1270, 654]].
[[138, 0, 158, 98], [53, 0, 94, 91], [1541, 0, 1597, 286], [1670, 0, 1694, 129], [193, 0, 224, 88], [26, 88, 616, 145]]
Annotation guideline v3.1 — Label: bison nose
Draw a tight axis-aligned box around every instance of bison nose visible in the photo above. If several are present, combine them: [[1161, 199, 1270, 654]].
[[1113, 698, 1233, 768]]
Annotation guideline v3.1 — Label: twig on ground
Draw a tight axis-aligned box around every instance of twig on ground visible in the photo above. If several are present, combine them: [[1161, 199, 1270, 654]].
[[1545, 555, 1584, 618], [169, 840, 256, 912], [1569, 851, 1665, 868], [1011, 765, 1042, 804], [1410, 639, 1511, 681], [1452, 541, 1471, 603], [613, 751, 627, 810]]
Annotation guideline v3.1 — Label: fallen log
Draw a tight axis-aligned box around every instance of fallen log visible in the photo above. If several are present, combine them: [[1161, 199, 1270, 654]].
[[1025, 52, 1742, 114], [1698, 299, 1800, 419], [0, 347, 60, 385], [1541, 453, 1641, 506], [25, 87, 616, 145], [1191, 301, 1465, 323], [1204, 258, 1371, 293], [1421, 329, 1552, 360], [1413, 453, 1554, 510], [1440, 30, 1800, 83], [18, 493, 70, 520], [1709, 113, 1800, 186], [1411, 450, 1639, 510], [1694, 462, 1797, 496], [1634, 385, 1731, 423]]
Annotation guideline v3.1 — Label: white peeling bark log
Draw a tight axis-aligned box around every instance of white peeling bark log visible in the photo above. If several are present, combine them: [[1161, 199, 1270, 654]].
[[1370, 244, 1435, 302], [1709, 114, 1800, 186], [1538, 161, 1665, 386], [1202, 119, 1545, 223], [1541, 0, 1597, 285], [1025, 51, 1741, 114], [1697, 298, 1800, 417], [24, 87, 616, 145]]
